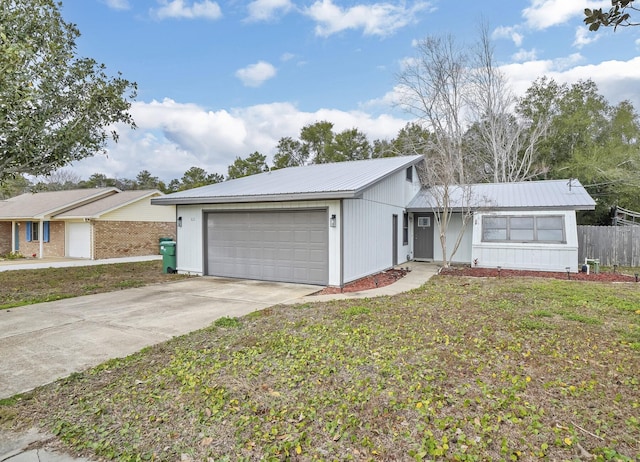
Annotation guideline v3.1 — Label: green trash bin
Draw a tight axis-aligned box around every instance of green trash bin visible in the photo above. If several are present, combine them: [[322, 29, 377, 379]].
[[160, 241, 177, 274], [159, 237, 173, 254]]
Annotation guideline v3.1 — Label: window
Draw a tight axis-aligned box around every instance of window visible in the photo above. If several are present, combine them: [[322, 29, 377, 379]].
[[403, 213, 409, 245], [406, 166, 413, 182], [482, 215, 565, 243], [417, 216, 431, 228], [25, 221, 49, 242]]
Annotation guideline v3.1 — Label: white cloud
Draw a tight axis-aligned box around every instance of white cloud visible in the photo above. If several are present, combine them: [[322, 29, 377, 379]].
[[104, 0, 131, 10], [492, 25, 524, 47], [235, 61, 277, 87], [246, 0, 293, 22], [522, 0, 609, 30], [304, 0, 433, 37], [70, 99, 411, 181], [280, 52, 295, 62], [512, 48, 538, 62], [152, 0, 222, 20], [500, 56, 640, 111], [573, 26, 600, 48]]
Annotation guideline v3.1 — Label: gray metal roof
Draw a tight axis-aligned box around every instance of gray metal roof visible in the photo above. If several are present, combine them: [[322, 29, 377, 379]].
[[55, 190, 163, 219], [0, 188, 119, 219], [152, 155, 424, 205], [407, 179, 596, 211]]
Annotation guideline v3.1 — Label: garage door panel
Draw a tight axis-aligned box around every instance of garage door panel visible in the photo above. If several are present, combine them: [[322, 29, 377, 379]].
[[67, 222, 91, 259], [206, 210, 328, 285]]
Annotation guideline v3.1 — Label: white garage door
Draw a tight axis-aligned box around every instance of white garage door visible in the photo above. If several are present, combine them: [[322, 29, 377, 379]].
[[206, 210, 328, 285], [67, 222, 91, 258]]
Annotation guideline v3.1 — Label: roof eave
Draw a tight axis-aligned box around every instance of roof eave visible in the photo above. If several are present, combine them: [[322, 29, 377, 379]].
[[151, 191, 360, 205], [408, 205, 597, 212]]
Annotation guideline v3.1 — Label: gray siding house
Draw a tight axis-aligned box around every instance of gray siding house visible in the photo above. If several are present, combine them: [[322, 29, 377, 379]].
[[152, 157, 596, 286]]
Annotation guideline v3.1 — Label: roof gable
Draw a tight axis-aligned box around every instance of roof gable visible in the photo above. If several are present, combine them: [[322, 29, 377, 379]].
[[407, 179, 596, 211], [54, 190, 163, 219], [0, 188, 119, 219], [152, 155, 424, 205]]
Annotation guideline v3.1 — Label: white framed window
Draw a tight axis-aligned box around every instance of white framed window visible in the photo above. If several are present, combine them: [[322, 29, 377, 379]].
[[482, 215, 565, 243], [417, 216, 431, 228]]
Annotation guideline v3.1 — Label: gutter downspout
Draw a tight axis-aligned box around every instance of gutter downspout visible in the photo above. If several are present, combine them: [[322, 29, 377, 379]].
[[339, 199, 344, 288]]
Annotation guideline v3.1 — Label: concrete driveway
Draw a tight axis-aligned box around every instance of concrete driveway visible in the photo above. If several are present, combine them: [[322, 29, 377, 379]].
[[0, 277, 320, 399]]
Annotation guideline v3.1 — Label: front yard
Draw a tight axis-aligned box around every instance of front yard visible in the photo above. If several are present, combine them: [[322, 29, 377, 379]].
[[1, 275, 639, 461]]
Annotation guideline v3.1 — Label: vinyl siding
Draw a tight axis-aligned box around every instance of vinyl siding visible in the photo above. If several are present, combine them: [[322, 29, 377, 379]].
[[431, 213, 473, 264], [343, 170, 414, 283]]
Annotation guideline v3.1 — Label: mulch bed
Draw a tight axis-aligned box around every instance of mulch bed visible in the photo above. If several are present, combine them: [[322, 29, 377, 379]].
[[440, 265, 639, 282], [315, 268, 409, 294]]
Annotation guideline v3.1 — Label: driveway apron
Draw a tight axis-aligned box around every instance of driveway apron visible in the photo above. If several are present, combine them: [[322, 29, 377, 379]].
[[0, 277, 320, 399]]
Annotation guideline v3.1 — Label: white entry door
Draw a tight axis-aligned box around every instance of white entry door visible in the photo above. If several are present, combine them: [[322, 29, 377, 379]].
[[67, 222, 91, 258]]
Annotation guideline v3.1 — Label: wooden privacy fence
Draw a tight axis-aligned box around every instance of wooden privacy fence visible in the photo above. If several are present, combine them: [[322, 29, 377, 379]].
[[577, 225, 640, 267]]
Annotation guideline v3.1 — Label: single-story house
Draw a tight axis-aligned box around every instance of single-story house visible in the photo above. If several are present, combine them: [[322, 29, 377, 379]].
[[0, 188, 176, 259], [407, 180, 596, 273], [151, 156, 596, 286]]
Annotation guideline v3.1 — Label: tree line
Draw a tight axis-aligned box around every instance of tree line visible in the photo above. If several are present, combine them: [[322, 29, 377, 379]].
[[2, 1, 639, 232]]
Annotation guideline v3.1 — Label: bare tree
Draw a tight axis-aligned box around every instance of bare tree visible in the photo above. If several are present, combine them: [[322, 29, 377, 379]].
[[467, 23, 550, 183], [396, 35, 473, 267], [32, 169, 82, 191]]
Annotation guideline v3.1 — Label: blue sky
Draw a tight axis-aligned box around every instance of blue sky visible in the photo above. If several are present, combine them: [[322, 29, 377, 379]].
[[56, 0, 640, 183]]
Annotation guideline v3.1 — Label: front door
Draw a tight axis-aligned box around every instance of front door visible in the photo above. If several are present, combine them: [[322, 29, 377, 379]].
[[414, 213, 434, 260], [14, 222, 19, 251]]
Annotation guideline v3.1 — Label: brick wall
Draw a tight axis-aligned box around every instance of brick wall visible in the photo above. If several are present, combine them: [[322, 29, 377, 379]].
[[15, 221, 65, 258], [0, 222, 11, 255], [93, 221, 176, 259]]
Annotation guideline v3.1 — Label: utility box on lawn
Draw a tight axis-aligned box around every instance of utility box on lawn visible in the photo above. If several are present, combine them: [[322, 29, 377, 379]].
[[160, 241, 177, 274]]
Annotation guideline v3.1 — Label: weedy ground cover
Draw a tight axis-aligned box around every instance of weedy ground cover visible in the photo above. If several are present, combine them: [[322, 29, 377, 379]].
[[1, 275, 638, 461]]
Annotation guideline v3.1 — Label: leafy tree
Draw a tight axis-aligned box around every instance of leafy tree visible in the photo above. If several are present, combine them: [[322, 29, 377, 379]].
[[0, 0, 137, 182], [227, 152, 269, 180], [0, 174, 30, 199], [177, 166, 223, 190], [271, 137, 306, 170], [300, 121, 335, 164], [135, 170, 165, 191], [332, 128, 372, 161], [584, 0, 638, 31], [79, 173, 117, 189], [519, 78, 640, 223]]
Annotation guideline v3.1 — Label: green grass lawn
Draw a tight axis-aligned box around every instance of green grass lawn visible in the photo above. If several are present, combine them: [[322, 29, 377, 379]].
[[1, 275, 639, 461], [0, 260, 189, 310]]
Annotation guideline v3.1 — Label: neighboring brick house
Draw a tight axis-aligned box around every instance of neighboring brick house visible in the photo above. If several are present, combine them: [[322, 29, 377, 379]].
[[0, 188, 175, 259]]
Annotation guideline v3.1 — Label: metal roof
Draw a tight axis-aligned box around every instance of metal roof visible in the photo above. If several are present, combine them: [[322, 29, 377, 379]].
[[407, 179, 596, 211], [55, 190, 163, 219], [0, 188, 119, 219], [151, 155, 424, 205]]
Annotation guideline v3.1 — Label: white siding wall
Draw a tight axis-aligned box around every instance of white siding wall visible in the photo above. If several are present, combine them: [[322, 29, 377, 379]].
[[343, 169, 417, 283], [432, 213, 473, 264], [102, 196, 176, 222], [176, 200, 341, 284], [471, 210, 580, 272]]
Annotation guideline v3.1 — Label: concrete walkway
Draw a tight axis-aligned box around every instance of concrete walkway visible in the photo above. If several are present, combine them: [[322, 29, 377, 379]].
[[0, 262, 438, 462]]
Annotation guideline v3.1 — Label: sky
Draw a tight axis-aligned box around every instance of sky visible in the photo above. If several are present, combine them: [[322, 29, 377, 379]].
[[54, 0, 640, 184]]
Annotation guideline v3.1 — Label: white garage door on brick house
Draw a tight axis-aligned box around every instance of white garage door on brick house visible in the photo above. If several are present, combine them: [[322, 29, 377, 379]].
[[205, 210, 328, 285], [67, 222, 91, 258]]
